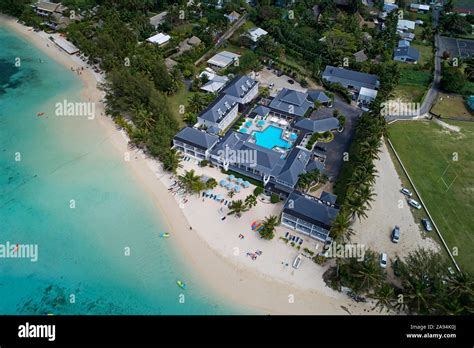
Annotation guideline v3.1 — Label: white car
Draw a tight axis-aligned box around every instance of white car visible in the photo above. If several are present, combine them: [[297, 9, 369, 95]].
[[380, 253, 388, 268], [400, 187, 413, 197], [408, 198, 422, 209]]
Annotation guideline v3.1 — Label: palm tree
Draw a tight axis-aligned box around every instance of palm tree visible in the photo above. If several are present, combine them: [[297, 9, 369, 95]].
[[205, 178, 218, 189], [129, 127, 149, 149], [162, 149, 182, 174], [244, 194, 258, 208], [352, 251, 386, 293], [227, 200, 249, 217], [330, 209, 354, 243], [357, 185, 377, 209], [346, 191, 369, 221], [359, 137, 381, 160], [371, 283, 397, 313], [133, 106, 155, 130], [188, 93, 207, 114], [259, 215, 279, 240], [179, 169, 205, 195]]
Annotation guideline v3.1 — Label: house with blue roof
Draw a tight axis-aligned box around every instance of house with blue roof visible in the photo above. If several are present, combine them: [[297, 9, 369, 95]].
[[282, 191, 339, 241], [197, 95, 239, 132], [222, 75, 259, 106], [394, 47, 420, 64], [268, 88, 314, 117], [173, 127, 219, 160]]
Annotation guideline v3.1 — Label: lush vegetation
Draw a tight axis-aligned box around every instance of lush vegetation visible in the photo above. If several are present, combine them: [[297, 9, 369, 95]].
[[388, 120, 474, 275], [325, 248, 473, 314], [441, 57, 474, 96]]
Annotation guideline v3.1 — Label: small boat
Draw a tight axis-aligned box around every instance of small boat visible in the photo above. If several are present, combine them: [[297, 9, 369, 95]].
[[177, 280, 187, 289], [160, 232, 170, 238], [37, 112, 45, 117]]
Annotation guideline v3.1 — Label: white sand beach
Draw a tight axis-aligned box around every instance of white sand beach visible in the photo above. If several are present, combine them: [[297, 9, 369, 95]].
[[1, 15, 398, 314]]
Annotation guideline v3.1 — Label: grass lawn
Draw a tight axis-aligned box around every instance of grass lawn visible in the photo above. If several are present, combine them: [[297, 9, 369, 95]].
[[168, 84, 193, 127], [431, 93, 474, 119], [388, 120, 474, 274], [393, 66, 432, 102]]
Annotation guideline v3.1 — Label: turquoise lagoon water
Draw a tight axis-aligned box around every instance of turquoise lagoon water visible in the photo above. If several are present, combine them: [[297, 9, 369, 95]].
[[0, 26, 246, 314], [254, 126, 292, 150]]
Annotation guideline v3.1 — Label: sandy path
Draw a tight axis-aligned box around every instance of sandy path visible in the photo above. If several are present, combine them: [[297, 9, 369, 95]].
[[1, 15, 380, 314], [351, 141, 440, 278]]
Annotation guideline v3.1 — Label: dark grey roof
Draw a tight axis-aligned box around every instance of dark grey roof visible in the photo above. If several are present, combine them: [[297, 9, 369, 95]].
[[253, 105, 270, 116], [320, 191, 337, 205], [207, 125, 221, 135], [223, 75, 258, 100], [306, 160, 325, 173], [394, 47, 420, 61], [211, 131, 309, 186], [293, 117, 340, 133], [307, 90, 331, 104], [276, 148, 311, 186], [198, 95, 238, 124], [283, 191, 339, 231], [322, 66, 379, 91], [269, 88, 313, 117], [174, 127, 219, 150]]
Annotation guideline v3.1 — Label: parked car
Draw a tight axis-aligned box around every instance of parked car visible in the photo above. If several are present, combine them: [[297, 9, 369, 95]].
[[421, 218, 432, 232], [408, 198, 422, 209], [298, 239, 303, 246], [400, 187, 413, 197], [288, 79, 294, 84], [447, 267, 455, 276], [285, 232, 289, 238], [393, 258, 401, 277], [391, 225, 400, 243], [380, 253, 388, 268]]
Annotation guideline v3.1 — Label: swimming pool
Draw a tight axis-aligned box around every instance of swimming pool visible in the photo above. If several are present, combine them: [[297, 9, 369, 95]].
[[253, 126, 292, 150]]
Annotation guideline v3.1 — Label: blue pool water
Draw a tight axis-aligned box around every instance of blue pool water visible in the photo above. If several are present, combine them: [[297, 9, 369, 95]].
[[254, 126, 292, 150]]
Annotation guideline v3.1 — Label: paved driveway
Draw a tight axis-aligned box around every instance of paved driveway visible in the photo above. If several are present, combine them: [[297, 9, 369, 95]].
[[310, 97, 362, 181]]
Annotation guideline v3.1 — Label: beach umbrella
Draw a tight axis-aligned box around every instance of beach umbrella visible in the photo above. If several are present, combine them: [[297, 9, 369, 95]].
[[225, 182, 233, 189], [215, 194, 223, 200], [245, 121, 252, 127], [206, 189, 213, 195], [234, 185, 241, 192], [219, 179, 227, 186], [228, 175, 235, 181], [243, 181, 250, 188], [239, 128, 247, 133], [236, 178, 244, 185]]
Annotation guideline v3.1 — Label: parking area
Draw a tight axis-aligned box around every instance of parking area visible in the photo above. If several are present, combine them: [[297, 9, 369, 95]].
[[311, 98, 362, 181], [252, 67, 307, 96], [439, 36, 474, 59]]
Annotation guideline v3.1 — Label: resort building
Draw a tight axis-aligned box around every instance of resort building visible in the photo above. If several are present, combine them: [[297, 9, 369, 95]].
[[225, 11, 240, 23], [398, 32, 415, 41], [397, 19, 416, 32], [247, 28, 268, 42], [209, 131, 314, 196], [321, 66, 380, 94], [173, 127, 219, 160], [197, 95, 239, 132], [207, 51, 241, 70], [268, 88, 314, 118], [357, 87, 378, 106], [293, 118, 340, 134], [307, 90, 332, 106], [398, 39, 411, 48], [33, 1, 67, 16], [281, 191, 339, 241], [146, 33, 171, 46], [394, 47, 420, 64], [383, 3, 399, 13], [410, 3, 430, 13], [222, 76, 259, 105]]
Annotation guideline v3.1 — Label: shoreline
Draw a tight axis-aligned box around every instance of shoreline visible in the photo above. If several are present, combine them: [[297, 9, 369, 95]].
[[0, 15, 379, 315]]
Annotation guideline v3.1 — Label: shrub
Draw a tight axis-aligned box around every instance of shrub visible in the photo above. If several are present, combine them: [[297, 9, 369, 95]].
[[270, 193, 280, 203], [254, 186, 264, 196], [199, 160, 209, 167]]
